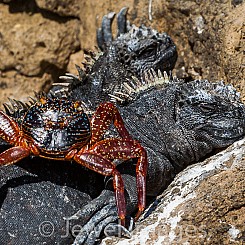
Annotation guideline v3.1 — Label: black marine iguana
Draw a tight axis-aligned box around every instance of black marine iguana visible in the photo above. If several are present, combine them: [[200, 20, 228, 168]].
[[66, 77, 245, 245], [56, 9, 245, 245], [0, 8, 178, 245]]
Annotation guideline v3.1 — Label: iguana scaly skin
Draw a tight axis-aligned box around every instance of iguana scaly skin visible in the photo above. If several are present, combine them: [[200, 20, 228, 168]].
[[107, 75, 245, 193]]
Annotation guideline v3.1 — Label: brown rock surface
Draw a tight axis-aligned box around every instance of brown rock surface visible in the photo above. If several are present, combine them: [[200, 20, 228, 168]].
[[0, 5, 80, 75], [163, 0, 245, 99], [0, 1, 80, 104], [35, 0, 81, 17], [102, 138, 245, 244], [0, 71, 52, 105]]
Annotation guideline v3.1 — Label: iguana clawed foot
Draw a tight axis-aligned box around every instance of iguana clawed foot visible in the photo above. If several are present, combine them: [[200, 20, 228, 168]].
[[66, 190, 133, 245], [97, 7, 129, 50]]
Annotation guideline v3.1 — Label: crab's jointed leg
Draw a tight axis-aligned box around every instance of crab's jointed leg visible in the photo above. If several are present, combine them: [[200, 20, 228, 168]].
[[0, 147, 30, 166], [0, 111, 30, 165], [89, 138, 148, 222], [90, 102, 132, 145], [73, 151, 126, 226]]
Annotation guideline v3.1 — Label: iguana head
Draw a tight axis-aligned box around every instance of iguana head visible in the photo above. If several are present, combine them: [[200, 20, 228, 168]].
[[57, 10, 177, 109], [114, 24, 177, 76], [176, 80, 245, 147]]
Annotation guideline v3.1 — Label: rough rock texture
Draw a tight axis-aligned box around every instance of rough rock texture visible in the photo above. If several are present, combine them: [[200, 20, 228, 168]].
[[0, 0, 244, 106], [0, 157, 104, 244], [164, 0, 245, 99], [0, 4, 79, 76], [102, 138, 245, 245], [0, 1, 80, 104], [35, 0, 81, 17], [0, 71, 53, 105]]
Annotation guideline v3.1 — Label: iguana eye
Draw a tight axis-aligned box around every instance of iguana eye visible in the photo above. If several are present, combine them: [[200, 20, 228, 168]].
[[138, 47, 156, 59], [145, 43, 158, 53], [199, 103, 215, 112], [137, 42, 158, 58]]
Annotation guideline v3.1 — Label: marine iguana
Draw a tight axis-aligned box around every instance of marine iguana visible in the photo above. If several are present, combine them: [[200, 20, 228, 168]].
[[0, 8, 178, 245], [67, 73, 245, 245], [57, 9, 245, 245]]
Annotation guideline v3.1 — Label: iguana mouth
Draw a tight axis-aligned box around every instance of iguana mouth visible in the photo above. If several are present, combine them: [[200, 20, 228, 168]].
[[210, 127, 244, 140], [205, 117, 245, 138]]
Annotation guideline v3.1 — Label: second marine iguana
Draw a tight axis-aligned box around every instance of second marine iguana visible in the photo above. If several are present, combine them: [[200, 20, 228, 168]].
[[58, 9, 245, 245], [67, 71, 245, 244]]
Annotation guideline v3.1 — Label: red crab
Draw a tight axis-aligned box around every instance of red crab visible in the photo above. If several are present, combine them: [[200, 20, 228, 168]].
[[0, 97, 147, 226]]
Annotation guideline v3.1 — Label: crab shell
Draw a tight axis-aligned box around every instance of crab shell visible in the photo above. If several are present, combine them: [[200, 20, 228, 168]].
[[21, 97, 91, 159]]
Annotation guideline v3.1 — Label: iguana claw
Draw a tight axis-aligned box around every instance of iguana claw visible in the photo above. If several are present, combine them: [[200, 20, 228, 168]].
[[68, 190, 133, 245], [117, 7, 128, 36]]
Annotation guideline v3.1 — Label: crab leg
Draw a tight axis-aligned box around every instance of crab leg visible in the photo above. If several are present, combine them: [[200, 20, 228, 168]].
[[0, 111, 31, 165], [134, 149, 148, 221], [90, 102, 132, 144], [90, 138, 148, 221], [73, 152, 126, 226], [0, 146, 30, 166], [0, 110, 21, 144]]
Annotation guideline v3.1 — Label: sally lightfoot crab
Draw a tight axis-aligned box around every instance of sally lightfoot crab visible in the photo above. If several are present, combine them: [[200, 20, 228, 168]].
[[0, 97, 147, 226]]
